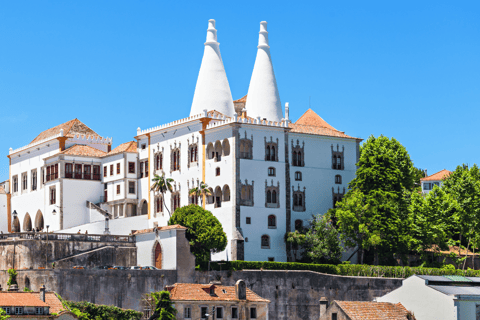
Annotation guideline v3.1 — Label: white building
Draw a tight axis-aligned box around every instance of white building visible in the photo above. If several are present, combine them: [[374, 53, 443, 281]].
[[421, 169, 451, 194], [377, 275, 480, 320], [4, 19, 362, 262]]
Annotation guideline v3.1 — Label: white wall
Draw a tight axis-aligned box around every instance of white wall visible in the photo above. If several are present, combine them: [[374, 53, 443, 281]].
[[0, 193, 8, 232], [136, 229, 179, 269], [377, 276, 456, 320], [60, 214, 149, 235], [62, 179, 104, 229]]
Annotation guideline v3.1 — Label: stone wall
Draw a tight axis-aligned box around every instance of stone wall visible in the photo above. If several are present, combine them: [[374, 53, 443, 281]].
[[0, 269, 402, 319]]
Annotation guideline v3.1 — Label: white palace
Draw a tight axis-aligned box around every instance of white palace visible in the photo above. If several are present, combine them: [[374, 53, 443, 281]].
[[2, 20, 362, 262]]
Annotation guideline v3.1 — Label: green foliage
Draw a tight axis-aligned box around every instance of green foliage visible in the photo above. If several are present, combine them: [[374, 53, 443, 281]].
[[6, 269, 17, 286], [189, 181, 212, 207], [62, 300, 142, 320], [23, 287, 33, 292], [169, 204, 227, 265], [284, 230, 306, 262], [145, 291, 177, 320], [303, 215, 343, 264], [151, 173, 175, 216], [0, 308, 10, 320]]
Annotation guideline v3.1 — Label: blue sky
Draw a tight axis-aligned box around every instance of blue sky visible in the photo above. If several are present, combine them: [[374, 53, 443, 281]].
[[1, 1, 479, 182]]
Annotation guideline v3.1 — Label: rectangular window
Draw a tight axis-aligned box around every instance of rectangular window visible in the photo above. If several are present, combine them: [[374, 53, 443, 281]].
[[201, 307, 207, 319], [35, 307, 43, 315], [55, 163, 58, 179], [84, 165, 91, 180], [104, 166, 107, 177], [246, 217, 251, 224], [141, 144, 146, 150], [31, 169, 37, 191], [216, 307, 223, 319], [295, 172, 302, 181], [3, 307, 10, 315], [50, 187, 56, 205], [145, 160, 149, 176], [268, 257, 275, 261], [128, 162, 135, 174], [140, 162, 144, 178], [75, 164, 82, 179], [22, 172, 28, 191], [66, 163, 73, 178], [216, 167, 220, 176], [12, 176, 18, 193], [117, 163, 120, 174], [129, 181, 135, 194], [116, 185, 120, 195], [110, 164, 114, 176], [268, 167, 275, 176], [46, 166, 51, 182], [250, 307, 257, 319], [332, 313, 338, 320], [93, 165, 100, 180], [232, 307, 238, 319], [184, 307, 191, 319], [15, 307, 23, 314]]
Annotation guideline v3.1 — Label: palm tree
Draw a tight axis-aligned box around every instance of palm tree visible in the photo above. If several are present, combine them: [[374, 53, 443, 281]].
[[151, 173, 174, 217], [189, 181, 212, 209]]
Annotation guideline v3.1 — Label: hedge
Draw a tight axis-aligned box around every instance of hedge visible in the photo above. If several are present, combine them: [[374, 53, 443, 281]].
[[205, 261, 480, 278]]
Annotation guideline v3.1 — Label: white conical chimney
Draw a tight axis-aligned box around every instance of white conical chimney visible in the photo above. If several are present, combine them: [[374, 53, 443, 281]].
[[190, 19, 235, 117], [245, 21, 283, 122]]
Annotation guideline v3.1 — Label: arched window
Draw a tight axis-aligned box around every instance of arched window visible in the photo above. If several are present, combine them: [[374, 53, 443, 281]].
[[223, 185, 231, 202], [335, 175, 342, 184], [267, 190, 272, 203], [271, 146, 276, 161], [215, 186, 222, 208], [268, 215, 276, 228], [222, 139, 230, 156], [207, 143, 215, 160], [215, 141, 222, 161], [293, 151, 298, 166], [337, 156, 341, 168], [207, 188, 214, 204], [266, 146, 271, 161], [332, 155, 337, 169], [261, 235, 270, 248], [295, 220, 303, 231], [272, 190, 277, 203]]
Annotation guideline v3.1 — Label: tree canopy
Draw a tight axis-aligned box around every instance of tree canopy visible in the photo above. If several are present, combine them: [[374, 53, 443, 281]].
[[168, 204, 227, 265], [146, 291, 177, 320], [303, 214, 344, 264]]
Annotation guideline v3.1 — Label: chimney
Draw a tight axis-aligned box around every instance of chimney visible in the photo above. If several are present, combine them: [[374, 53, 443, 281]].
[[40, 285, 46, 302], [319, 297, 328, 318], [235, 280, 246, 300]]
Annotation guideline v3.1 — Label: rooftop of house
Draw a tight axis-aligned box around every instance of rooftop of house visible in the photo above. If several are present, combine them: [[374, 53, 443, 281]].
[[0, 186, 5, 194], [107, 141, 137, 155], [333, 301, 412, 320], [60, 144, 107, 157], [233, 95, 247, 103], [166, 283, 270, 303], [420, 169, 452, 182], [131, 224, 187, 235], [30, 119, 101, 145], [0, 292, 63, 313]]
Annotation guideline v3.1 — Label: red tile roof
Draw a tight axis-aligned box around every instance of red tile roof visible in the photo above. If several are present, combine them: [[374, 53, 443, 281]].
[[30, 119, 101, 145], [420, 169, 452, 182], [60, 145, 107, 158], [334, 301, 413, 320], [0, 292, 47, 308], [131, 224, 187, 235], [234, 95, 247, 103], [295, 108, 336, 130], [168, 283, 269, 302], [107, 141, 137, 155], [0, 186, 5, 194]]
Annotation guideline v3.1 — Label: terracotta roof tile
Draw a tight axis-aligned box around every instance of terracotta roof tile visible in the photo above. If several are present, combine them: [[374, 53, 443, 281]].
[[207, 110, 231, 119], [169, 283, 269, 303], [30, 119, 101, 145], [234, 95, 247, 103], [420, 169, 452, 182], [34, 292, 64, 314], [0, 186, 5, 194], [334, 301, 412, 320], [107, 141, 137, 156], [60, 145, 107, 157], [295, 109, 336, 130], [0, 292, 50, 308], [131, 224, 187, 235]]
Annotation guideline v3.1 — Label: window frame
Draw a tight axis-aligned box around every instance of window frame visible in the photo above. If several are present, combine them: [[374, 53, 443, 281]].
[[250, 307, 257, 319], [231, 306, 239, 319], [110, 164, 114, 176], [246, 217, 251, 224], [268, 215, 276, 228], [117, 163, 120, 175], [216, 306, 224, 319], [50, 186, 56, 205], [268, 167, 276, 177], [261, 235, 270, 249], [295, 171, 302, 181], [103, 166, 107, 177], [184, 306, 191, 319], [128, 181, 136, 194], [129, 162, 136, 174], [335, 175, 342, 184]]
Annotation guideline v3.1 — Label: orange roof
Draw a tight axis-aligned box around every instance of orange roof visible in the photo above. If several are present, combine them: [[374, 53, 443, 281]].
[[60, 144, 107, 158], [168, 283, 269, 303], [421, 169, 452, 182], [0, 292, 49, 308], [0, 186, 5, 194], [107, 141, 137, 156], [290, 109, 361, 140], [132, 224, 187, 235], [30, 119, 101, 145], [334, 301, 412, 320], [234, 95, 247, 103]]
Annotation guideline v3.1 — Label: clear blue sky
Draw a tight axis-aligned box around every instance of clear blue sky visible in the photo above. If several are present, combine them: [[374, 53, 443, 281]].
[[1, 1, 479, 182]]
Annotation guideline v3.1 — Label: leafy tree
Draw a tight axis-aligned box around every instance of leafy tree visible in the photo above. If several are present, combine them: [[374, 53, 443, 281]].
[[146, 291, 177, 320], [0, 308, 10, 320], [169, 204, 227, 265], [284, 230, 306, 262], [60, 299, 142, 320], [189, 181, 212, 209], [412, 167, 426, 191], [302, 214, 344, 264], [7, 269, 17, 288], [151, 173, 174, 216]]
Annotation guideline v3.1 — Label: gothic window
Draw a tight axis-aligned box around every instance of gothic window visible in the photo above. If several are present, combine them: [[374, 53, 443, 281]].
[[335, 175, 342, 184], [331, 144, 345, 170], [332, 187, 346, 207], [171, 192, 181, 212], [31, 169, 37, 191], [223, 185, 230, 202], [187, 137, 199, 168], [295, 220, 303, 231], [155, 153, 163, 171], [189, 190, 199, 205], [261, 235, 270, 248], [265, 180, 280, 208], [215, 186, 222, 208], [239, 132, 253, 160], [22, 172, 28, 191], [170, 146, 180, 172], [155, 195, 163, 216], [265, 137, 279, 161], [49, 186, 56, 205], [292, 140, 305, 167], [240, 180, 254, 206], [292, 185, 306, 212], [295, 171, 302, 181], [268, 215, 276, 228]]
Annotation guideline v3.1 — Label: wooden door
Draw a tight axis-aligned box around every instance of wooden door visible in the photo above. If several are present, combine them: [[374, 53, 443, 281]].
[[155, 243, 162, 269]]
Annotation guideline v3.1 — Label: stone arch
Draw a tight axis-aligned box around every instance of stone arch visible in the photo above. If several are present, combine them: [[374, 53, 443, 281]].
[[138, 199, 148, 216], [152, 240, 163, 269], [206, 142, 215, 160], [207, 187, 214, 204], [35, 210, 44, 231], [12, 216, 20, 233], [214, 186, 222, 208], [223, 185, 230, 202], [23, 213, 32, 232], [222, 139, 230, 156], [214, 141, 222, 161]]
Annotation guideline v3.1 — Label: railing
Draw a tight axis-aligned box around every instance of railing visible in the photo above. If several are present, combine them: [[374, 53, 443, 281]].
[[0, 232, 134, 243]]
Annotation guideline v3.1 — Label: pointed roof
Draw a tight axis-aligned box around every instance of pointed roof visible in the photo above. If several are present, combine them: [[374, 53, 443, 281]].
[[60, 144, 107, 157], [234, 95, 248, 103], [290, 109, 360, 140], [30, 119, 101, 145], [190, 19, 235, 117], [107, 141, 137, 155], [245, 21, 283, 122], [421, 169, 452, 181]]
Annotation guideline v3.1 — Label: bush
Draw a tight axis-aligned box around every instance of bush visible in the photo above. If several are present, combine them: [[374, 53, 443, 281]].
[[204, 261, 480, 278], [7, 269, 17, 287]]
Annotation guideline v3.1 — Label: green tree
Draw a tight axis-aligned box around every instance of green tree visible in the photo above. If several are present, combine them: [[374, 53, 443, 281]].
[[60, 298, 142, 320], [169, 204, 227, 265], [146, 291, 177, 320], [151, 173, 174, 216], [189, 181, 212, 209], [7, 269, 17, 288], [0, 308, 10, 320], [303, 214, 344, 264], [284, 230, 306, 262], [412, 167, 426, 191]]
